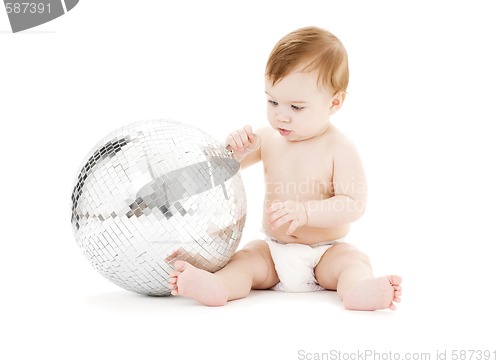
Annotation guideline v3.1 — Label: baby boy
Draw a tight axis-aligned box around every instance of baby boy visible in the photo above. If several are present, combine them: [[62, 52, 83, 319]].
[[168, 26, 402, 310]]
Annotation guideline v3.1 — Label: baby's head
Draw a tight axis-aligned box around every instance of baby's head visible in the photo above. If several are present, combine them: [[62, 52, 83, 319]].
[[265, 27, 349, 141], [266, 26, 349, 97]]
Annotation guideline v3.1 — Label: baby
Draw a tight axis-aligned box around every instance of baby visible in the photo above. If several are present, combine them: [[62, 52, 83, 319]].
[[168, 26, 402, 310]]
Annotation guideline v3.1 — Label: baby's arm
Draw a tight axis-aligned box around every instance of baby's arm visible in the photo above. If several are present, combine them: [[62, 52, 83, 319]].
[[304, 140, 367, 227], [267, 140, 367, 234]]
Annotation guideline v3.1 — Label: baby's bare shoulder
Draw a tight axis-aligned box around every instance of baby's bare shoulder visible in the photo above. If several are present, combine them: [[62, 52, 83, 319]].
[[328, 128, 365, 178], [256, 126, 276, 149], [327, 126, 358, 153]]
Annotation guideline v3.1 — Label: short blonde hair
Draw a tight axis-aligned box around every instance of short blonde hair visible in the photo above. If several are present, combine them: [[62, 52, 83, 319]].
[[265, 26, 349, 95]]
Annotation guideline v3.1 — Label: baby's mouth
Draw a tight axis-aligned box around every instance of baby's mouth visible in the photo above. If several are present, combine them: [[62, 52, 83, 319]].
[[278, 128, 291, 136]]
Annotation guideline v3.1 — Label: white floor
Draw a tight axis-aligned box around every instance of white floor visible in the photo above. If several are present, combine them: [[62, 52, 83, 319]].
[[3, 230, 498, 364]]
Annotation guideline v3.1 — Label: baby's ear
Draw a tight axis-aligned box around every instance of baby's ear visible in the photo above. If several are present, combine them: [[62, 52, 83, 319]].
[[329, 92, 346, 114]]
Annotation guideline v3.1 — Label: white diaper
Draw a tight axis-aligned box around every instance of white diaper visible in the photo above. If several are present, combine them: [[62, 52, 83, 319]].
[[263, 234, 340, 293]]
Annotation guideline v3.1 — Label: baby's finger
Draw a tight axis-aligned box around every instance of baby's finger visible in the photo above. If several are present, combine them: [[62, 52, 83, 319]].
[[229, 131, 245, 151], [247, 133, 261, 151], [268, 208, 288, 225], [243, 125, 254, 139], [236, 128, 251, 148], [271, 214, 292, 231], [266, 201, 284, 213], [286, 220, 300, 235]]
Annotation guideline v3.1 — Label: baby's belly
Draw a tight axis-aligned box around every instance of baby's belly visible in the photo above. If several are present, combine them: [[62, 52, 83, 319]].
[[262, 217, 350, 245]]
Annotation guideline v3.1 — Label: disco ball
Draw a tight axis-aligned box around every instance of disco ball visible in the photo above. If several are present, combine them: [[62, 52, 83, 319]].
[[70, 120, 246, 296]]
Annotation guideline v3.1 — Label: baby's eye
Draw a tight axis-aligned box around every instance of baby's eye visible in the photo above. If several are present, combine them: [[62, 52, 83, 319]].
[[291, 105, 304, 111], [267, 100, 278, 107]]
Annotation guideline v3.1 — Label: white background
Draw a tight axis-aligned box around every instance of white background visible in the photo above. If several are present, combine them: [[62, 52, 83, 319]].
[[1, 1, 499, 363]]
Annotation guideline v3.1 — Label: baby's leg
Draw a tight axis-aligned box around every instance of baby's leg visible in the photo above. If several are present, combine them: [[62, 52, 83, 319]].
[[314, 243, 402, 310], [168, 240, 279, 306]]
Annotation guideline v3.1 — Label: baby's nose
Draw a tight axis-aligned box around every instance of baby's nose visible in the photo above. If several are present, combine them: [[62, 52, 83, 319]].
[[276, 112, 291, 123]]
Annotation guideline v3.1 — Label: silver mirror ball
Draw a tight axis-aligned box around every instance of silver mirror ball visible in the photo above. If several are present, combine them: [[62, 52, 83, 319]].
[[71, 120, 246, 296]]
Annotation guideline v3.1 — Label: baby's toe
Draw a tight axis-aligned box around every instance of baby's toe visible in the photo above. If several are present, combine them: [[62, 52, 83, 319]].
[[390, 275, 402, 286], [174, 260, 189, 271], [169, 271, 180, 280]]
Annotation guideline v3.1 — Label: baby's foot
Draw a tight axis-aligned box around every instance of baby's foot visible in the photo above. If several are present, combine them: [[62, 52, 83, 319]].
[[168, 260, 228, 306], [342, 275, 402, 311]]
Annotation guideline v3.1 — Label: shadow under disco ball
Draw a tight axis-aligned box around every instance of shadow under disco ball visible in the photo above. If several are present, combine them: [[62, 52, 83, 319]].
[[70, 120, 246, 296]]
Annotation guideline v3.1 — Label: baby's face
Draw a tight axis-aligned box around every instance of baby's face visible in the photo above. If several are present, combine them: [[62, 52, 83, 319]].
[[265, 69, 339, 142]]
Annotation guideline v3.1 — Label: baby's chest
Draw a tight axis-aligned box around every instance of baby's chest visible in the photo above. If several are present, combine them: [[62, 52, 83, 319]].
[[263, 152, 334, 196], [267, 142, 332, 172]]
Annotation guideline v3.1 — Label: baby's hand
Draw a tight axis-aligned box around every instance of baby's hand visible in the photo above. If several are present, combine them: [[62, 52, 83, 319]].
[[225, 125, 260, 161], [266, 200, 308, 235]]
